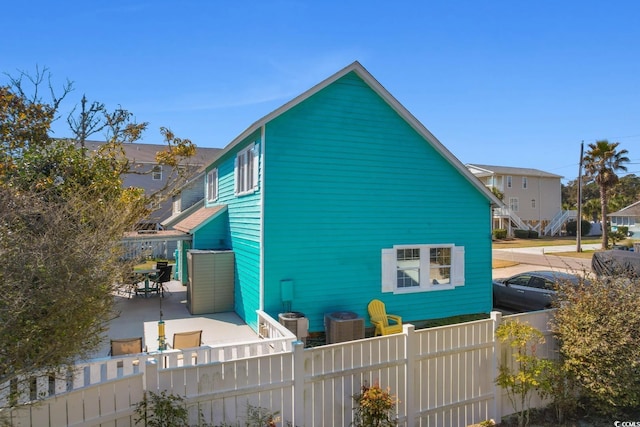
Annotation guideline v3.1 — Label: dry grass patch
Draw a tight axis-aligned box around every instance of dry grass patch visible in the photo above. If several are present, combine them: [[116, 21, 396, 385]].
[[493, 237, 601, 248], [493, 259, 519, 269], [547, 250, 597, 259]]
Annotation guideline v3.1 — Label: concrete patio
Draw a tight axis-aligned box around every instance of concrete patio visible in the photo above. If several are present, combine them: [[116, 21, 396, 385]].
[[88, 278, 259, 360]]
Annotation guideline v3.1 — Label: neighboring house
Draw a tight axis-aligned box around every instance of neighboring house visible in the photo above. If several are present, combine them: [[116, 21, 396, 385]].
[[466, 164, 569, 236], [163, 171, 208, 227], [609, 200, 640, 239], [170, 61, 501, 333], [83, 141, 220, 228]]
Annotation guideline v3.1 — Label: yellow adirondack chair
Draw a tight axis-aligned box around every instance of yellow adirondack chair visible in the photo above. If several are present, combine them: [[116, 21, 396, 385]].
[[367, 299, 403, 336]]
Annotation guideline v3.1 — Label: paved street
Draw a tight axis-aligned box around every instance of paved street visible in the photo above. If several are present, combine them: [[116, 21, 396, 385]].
[[492, 244, 598, 278]]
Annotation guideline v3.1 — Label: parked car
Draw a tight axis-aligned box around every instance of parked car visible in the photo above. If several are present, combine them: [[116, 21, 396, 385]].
[[493, 270, 583, 311]]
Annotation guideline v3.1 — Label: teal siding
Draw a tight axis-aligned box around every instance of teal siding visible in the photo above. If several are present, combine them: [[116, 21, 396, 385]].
[[201, 130, 262, 330], [263, 72, 493, 331], [191, 211, 229, 249]]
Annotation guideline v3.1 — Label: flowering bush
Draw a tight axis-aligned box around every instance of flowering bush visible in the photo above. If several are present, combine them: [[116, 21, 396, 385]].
[[352, 381, 397, 426]]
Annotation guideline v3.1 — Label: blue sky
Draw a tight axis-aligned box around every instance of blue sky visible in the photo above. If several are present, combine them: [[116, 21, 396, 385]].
[[3, 1, 639, 182]]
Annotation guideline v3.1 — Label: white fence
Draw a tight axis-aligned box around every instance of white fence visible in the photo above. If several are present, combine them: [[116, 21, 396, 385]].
[[2, 310, 557, 427]]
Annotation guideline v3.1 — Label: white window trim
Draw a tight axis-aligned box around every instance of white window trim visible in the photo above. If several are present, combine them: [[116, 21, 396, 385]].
[[207, 168, 218, 202], [522, 176, 528, 189], [235, 143, 259, 196], [506, 175, 512, 188], [381, 244, 465, 294], [509, 197, 519, 212], [172, 197, 181, 214], [152, 165, 162, 181]]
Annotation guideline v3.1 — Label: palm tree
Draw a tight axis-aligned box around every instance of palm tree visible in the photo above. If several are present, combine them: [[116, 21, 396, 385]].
[[583, 140, 630, 249]]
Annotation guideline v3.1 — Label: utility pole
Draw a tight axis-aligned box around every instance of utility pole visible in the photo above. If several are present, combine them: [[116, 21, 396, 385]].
[[577, 141, 584, 252]]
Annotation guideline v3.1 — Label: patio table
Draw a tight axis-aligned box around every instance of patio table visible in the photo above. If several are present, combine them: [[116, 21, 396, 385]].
[[133, 268, 160, 297]]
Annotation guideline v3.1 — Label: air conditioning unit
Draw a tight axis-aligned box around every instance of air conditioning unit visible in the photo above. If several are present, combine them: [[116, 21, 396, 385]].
[[278, 312, 308, 344], [324, 311, 364, 344]]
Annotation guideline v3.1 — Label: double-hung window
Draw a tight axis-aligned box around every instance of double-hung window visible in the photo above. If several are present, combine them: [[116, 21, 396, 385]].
[[382, 244, 465, 293], [235, 143, 259, 195], [522, 176, 528, 189], [152, 165, 162, 181], [506, 176, 512, 188], [207, 168, 218, 202], [509, 197, 519, 212]]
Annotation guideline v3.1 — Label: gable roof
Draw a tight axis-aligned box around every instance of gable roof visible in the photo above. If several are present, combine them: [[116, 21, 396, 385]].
[[609, 200, 640, 217], [209, 61, 502, 207], [162, 198, 205, 229], [82, 140, 220, 165], [467, 164, 562, 179], [174, 204, 227, 233]]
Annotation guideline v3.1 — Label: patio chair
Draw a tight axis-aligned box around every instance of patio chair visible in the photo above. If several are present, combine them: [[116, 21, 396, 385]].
[[109, 337, 144, 356], [122, 271, 144, 298], [170, 330, 202, 349], [367, 299, 403, 336], [151, 265, 173, 297], [148, 261, 169, 281]]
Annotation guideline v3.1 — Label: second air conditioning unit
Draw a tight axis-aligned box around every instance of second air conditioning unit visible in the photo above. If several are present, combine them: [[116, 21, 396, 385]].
[[324, 311, 365, 344]]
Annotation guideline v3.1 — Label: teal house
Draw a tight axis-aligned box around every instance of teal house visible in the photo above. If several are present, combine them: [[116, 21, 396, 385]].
[[175, 62, 501, 333]]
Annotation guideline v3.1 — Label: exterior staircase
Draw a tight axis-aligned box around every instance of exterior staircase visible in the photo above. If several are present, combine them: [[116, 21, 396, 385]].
[[493, 206, 531, 233], [544, 210, 577, 236]]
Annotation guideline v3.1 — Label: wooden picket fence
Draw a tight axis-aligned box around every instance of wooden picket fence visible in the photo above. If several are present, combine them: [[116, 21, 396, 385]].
[[2, 310, 557, 427]]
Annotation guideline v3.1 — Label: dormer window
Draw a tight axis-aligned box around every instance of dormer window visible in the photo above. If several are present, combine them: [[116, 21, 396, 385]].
[[152, 165, 162, 181]]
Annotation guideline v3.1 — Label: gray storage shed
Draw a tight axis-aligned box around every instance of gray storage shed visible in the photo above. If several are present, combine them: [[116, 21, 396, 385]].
[[186, 250, 235, 314]]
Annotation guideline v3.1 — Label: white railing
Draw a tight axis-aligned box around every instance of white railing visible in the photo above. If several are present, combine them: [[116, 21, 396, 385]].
[[3, 310, 558, 427], [493, 207, 531, 231], [0, 329, 295, 410], [257, 309, 297, 342], [545, 210, 577, 236]]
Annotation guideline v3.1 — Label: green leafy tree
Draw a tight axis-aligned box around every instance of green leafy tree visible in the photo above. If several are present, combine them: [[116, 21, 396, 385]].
[[582, 140, 630, 249], [0, 69, 195, 411], [495, 320, 551, 427], [552, 273, 640, 416], [561, 181, 577, 210], [491, 186, 504, 201]]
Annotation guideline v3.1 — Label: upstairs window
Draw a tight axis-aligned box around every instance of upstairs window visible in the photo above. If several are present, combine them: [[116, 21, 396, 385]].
[[207, 168, 218, 202], [506, 176, 512, 188], [382, 244, 465, 293], [172, 197, 181, 214], [235, 143, 259, 195], [522, 176, 528, 189], [152, 165, 162, 181]]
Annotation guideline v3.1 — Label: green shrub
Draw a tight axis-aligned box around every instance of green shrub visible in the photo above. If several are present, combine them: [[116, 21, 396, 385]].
[[528, 230, 539, 238], [134, 391, 188, 427], [514, 229, 530, 238], [493, 229, 507, 239], [352, 381, 397, 427], [552, 273, 640, 416], [565, 220, 591, 236]]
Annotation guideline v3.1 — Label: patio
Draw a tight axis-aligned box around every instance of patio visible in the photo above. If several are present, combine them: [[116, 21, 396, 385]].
[[88, 278, 259, 360]]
